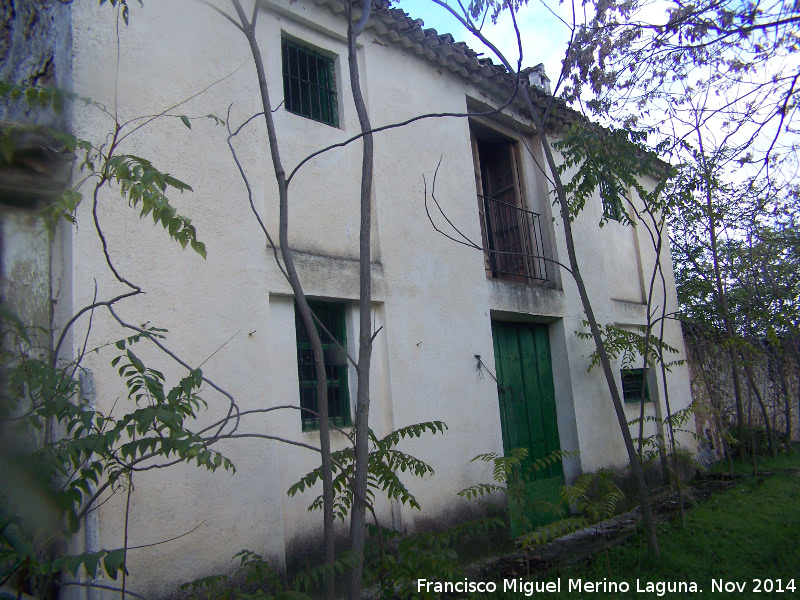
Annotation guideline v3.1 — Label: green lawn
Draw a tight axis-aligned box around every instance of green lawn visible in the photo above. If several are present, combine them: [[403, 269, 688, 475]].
[[471, 453, 800, 599]]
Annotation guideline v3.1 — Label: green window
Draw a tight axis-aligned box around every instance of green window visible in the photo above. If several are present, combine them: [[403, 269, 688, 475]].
[[600, 177, 624, 222], [282, 39, 339, 127], [295, 301, 351, 431], [621, 368, 651, 403]]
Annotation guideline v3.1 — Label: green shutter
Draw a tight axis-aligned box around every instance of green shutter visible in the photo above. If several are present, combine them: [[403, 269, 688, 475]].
[[621, 368, 650, 403], [295, 301, 351, 430], [492, 321, 565, 535]]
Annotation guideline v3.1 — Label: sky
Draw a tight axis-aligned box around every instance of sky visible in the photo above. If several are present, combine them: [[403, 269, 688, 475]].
[[393, 0, 574, 88], [389, 2, 798, 185]]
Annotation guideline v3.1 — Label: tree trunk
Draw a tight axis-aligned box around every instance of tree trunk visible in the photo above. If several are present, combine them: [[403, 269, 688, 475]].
[[656, 269, 683, 523], [345, 1, 375, 599], [444, 8, 662, 558], [227, 3, 336, 597], [694, 142, 747, 455], [776, 350, 792, 443], [741, 351, 776, 457]]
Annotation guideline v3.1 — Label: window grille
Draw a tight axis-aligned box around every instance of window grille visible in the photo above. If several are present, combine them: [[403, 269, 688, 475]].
[[600, 177, 624, 222], [473, 134, 549, 284], [295, 301, 351, 430], [621, 368, 650, 403], [282, 39, 339, 127], [479, 194, 548, 283]]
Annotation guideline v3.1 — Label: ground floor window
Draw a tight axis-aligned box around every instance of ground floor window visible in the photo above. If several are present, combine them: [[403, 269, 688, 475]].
[[621, 368, 650, 403], [295, 300, 351, 430]]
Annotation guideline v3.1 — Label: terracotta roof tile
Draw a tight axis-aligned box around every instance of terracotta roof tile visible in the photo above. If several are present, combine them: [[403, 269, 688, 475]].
[[313, 0, 576, 130]]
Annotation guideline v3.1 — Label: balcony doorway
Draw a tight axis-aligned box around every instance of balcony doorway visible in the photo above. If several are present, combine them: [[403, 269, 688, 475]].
[[471, 128, 548, 284]]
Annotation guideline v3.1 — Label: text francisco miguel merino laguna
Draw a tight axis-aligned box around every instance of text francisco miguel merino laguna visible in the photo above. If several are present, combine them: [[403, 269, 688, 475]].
[[416, 578, 702, 596]]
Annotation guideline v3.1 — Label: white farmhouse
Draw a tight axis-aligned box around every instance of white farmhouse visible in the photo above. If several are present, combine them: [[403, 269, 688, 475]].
[[0, 0, 695, 595]]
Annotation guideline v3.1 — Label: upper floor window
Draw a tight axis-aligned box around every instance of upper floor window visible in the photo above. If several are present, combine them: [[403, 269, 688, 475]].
[[282, 38, 339, 127], [599, 177, 624, 222], [471, 126, 549, 284]]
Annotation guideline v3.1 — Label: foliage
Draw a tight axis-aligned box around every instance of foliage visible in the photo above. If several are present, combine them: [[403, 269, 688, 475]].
[[575, 320, 682, 373], [519, 469, 624, 550], [670, 154, 799, 449], [561, 470, 624, 525], [553, 122, 673, 225], [458, 448, 575, 502], [532, 453, 800, 600], [456, 447, 630, 573], [0, 82, 80, 119], [558, 2, 800, 453], [365, 518, 504, 600], [673, 190, 800, 339], [554, 0, 799, 460], [180, 519, 504, 600], [0, 80, 207, 257], [0, 310, 232, 595], [105, 154, 206, 258], [458, 448, 580, 545], [181, 550, 315, 600], [287, 421, 447, 520], [563, 0, 800, 146], [627, 405, 700, 464]]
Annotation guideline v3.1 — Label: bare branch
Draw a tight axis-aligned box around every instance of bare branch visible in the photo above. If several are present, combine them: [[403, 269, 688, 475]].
[[60, 583, 149, 600], [107, 306, 241, 441], [196, 1, 245, 32], [118, 63, 244, 144], [53, 289, 141, 365], [125, 522, 204, 550]]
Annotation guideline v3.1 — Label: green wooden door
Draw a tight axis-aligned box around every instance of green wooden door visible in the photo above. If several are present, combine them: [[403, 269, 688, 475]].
[[492, 321, 565, 536]]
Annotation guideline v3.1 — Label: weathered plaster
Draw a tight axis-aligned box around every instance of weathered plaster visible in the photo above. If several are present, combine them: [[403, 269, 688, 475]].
[[47, 0, 697, 595]]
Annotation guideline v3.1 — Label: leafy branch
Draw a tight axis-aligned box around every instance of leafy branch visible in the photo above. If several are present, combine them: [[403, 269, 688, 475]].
[[576, 320, 682, 372], [288, 422, 448, 520]]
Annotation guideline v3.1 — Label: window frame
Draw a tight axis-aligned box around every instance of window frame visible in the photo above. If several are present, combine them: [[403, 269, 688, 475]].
[[599, 176, 626, 222], [470, 124, 549, 284], [621, 367, 651, 404], [281, 37, 339, 128], [295, 300, 351, 431]]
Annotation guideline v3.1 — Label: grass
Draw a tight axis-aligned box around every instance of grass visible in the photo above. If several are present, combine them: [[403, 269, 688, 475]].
[[174, 451, 800, 599], [472, 450, 800, 599]]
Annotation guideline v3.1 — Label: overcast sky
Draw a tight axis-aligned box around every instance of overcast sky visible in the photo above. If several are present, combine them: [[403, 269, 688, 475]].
[[394, 0, 574, 88]]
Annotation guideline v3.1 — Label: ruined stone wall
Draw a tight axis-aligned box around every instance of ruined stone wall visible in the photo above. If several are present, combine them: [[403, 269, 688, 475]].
[[685, 326, 800, 463], [1, 0, 72, 121], [1, 0, 72, 346]]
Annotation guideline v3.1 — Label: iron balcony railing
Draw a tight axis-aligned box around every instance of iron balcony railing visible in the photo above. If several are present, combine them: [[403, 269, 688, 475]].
[[479, 194, 549, 284]]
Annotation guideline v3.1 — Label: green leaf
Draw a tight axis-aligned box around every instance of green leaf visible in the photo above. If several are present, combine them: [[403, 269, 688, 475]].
[[190, 239, 207, 259], [45, 188, 83, 227], [25, 87, 39, 106], [179, 115, 192, 129], [103, 549, 126, 580], [126, 349, 145, 373], [1, 134, 15, 162]]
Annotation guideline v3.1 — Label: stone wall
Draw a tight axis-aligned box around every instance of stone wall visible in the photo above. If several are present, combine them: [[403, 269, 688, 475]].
[[1, 0, 72, 339], [685, 326, 799, 463], [1, 0, 72, 121]]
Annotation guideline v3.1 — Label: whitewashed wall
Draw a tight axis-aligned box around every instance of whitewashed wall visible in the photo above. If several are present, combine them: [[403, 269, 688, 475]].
[[62, 0, 695, 595]]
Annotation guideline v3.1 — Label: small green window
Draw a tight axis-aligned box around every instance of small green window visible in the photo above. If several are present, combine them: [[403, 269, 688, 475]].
[[600, 177, 624, 222], [621, 368, 650, 403], [295, 300, 351, 431], [282, 39, 339, 127]]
